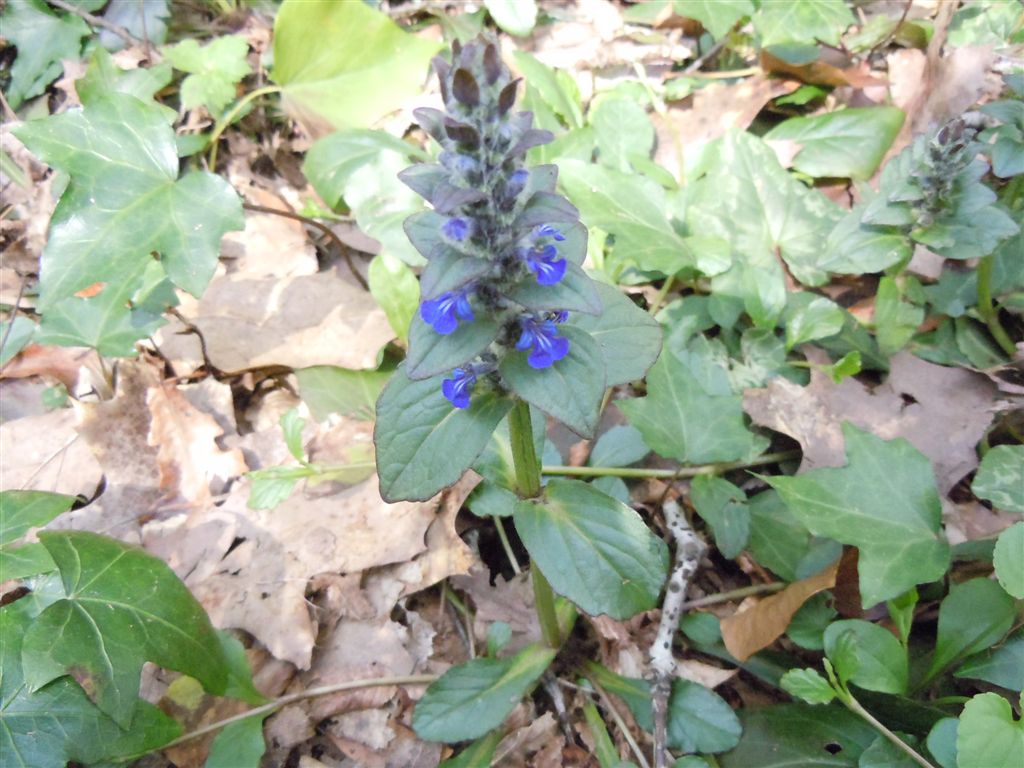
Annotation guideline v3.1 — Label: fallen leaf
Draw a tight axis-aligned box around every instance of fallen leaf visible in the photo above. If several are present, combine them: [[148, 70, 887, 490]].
[[721, 560, 839, 661], [0, 344, 103, 394], [220, 189, 318, 280], [450, 565, 542, 653], [0, 407, 103, 498]]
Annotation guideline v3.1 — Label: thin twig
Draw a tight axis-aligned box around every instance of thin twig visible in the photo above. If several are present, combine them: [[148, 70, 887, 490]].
[[46, 0, 142, 47], [159, 674, 437, 752], [242, 203, 369, 291], [542, 450, 799, 480], [678, 581, 785, 612], [649, 501, 706, 768], [588, 677, 652, 768]]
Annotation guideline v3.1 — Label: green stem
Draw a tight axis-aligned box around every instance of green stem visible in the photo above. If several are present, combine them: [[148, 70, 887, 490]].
[[508, 399, 562, 648], [842, 693, 938, 768], [207, 85, 283, 170], [542, 450, 799, 479], [976, 252, 1017, 357], [493, 516, 522, 575]]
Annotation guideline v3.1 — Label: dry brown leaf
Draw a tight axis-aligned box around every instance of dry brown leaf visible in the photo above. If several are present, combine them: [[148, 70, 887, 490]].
[[0, 344, 104, 395], [0, 407, 103, 498], [450, 565, 542, 653], [721, 560, 839, 661], [743, 351, 997, 493], [220, 189, 318, 280], [760, 50, 886, 89]]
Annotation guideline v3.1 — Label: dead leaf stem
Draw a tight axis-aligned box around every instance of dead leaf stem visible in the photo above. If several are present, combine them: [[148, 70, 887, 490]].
[[542, 450, 799, 479]]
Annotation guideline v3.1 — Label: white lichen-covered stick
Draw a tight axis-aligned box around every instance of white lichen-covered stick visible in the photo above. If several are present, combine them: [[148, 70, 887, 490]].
[[649, 500, 707, 768]]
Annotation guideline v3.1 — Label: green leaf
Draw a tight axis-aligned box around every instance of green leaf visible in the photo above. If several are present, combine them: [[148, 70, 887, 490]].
[[780, 668, 837, 705], [766, 424, 949, 608], [406, 314, 500, 381], [205, 714, 267, 768], [217, 631, 267, 705], [753, 0, 855, 49], [589, 425, 650, 468], [439, 730, 503, 767], [972, 445, 1024, 512], [690, 476, 749, 559], [927, 578, 1016, 682], [0, 544, 56, 581], [272, 0, 441, 132], [926, 718, 959, 768], [484, 0, 537, 36], [993, 522, 1024, 599], [163, 35, 252, 114], [0, 0, 88, 108], [514, 478, 669, 619], [280, 408, 305, 462], [0, 491, 76, 546], [0, 316, 35, 367], [413, 644, 555, 742], [957, 628, 1024, 693], [511, 52, 584, 128], [369, 252, 420, 343], [375, 365, 513, 502], [0, 601, 182, 768], [21, 531, 228, 727], [472, 406, 546, 492], [500, 326, 605, 437], [295, 365, 391, 422], [619, 341, 765, 465], [77, 47, 174, 114], [719, 704, 878, 768], [823, 620, 907, 694], [949, 0, 1024, 47], [784, 294, 846, 350], [567, 282, 663, 387], [15, 93, 243, 348], [874, 277, 924, 356], [956, 693, 1024, 768], [747, 489, 812, 582], [591, 98, 655, 172], [764, 108, 904, 180], [675, 0, 754, 39], [858, 734, 921, 768]]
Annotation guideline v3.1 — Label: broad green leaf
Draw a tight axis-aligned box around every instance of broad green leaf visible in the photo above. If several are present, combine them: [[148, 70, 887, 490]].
[[828, 636, 861, 684], [874, 277, 924, 356], [753, 0, 855, 49], [511, 52, 584, 128], [272, 0, 441, 132], [675, 0, 754, 39], [926, 718, 959, 768], [217, 631, 267, 705], [163, 35, 252, 114], [405, 313, 500, 380], [589, 425, 650, 468], [0, 316, 35, 367], [205, 714, 267, 768], [784, 294, 845, 350], [956, 693, 1024, 768], [484, 0, 537, 36], [0, 544, 56, 581], [764, 108, 904, 180], [972, 445, 1024, 512], [619, 341, 765, 465], [690, 476, 749, 559], [346, 149, 427, 267], [77, 47, 174, 113], [500, 327, 605, 437], [374, 365, 513, 502], [993, 522, 1024, 599], [0, 601, 182, 768], [0, 0, 88, 108], [439, 730, 503, 767], [823, 620, 907, 694], [558, 160, 700, 276], [858, 734, 920, 768], [413, 644, 555, 742], [567, 282, 663, 386], [786, 592, 837, 651], [295, 365, 391, 422], [957, 628, 1024, 692], [0, 491, 75, 546], [688, 131, 843, 298], [15, 93, 243, 348], [21, 531, 228, 727], [926, 578, 1016, 682], [949, 0, 1024, 47], [719, 704, 878, 768], [369, 252, 419, 343], [780, 668, 836, 705], [766, 424, 949, 607], [514, 478, 669, 618], [747, 489, 812, 582], [509, 262, 603, 316], [591, 98, 655, 172]]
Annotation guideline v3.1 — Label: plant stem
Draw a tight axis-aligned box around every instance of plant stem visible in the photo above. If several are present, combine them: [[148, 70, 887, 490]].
[[677, 580, 786, 611], [508, 399, 562, 648], [157, 674, 437, 753], [493, 516, 522, 575], [976, 252, 1017, 357], [542, 450, 799, 480], [207, 85, 283, 170], [842, 694, 938, 768]]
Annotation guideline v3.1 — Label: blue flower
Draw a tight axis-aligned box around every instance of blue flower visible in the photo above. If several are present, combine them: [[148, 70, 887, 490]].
[[442, 367, 477, 408], [516, 315, 570, 369], [443, 216, 471, 241], [521, 243, 566, 285], [534, 224, 565, 242], [507, 169, 528, 196], [421, 289, 474, 334]]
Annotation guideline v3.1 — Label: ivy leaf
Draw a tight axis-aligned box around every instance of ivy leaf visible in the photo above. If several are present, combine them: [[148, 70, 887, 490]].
[[874, 277, 924, 356], [163, 35, 252, 114], [0, 491, 76, 546], [20, 531, 228, 727], [77, 47, 174, 114], [956, 628, 1024, 693], [783, 293, 845, 350], [766, 424, 949, 607], [0, 602, 182, 768], [619, 340, 766, 465], [780, 668, 836, 705], [753, 0, 854, 49], [972, 445, 1024, 512], [764, 107, 904, 180], [413, 644, 555, 742], [514, 479, 669, 619], [14, 93, 243, 349], [0, 0, 88, 108], [272, 0, 441, 132], [956, 693, 1024, 768], [675, 0, 754, 39], [993, 522, 1024, 599], [590, 98, 655, 172], [691, 476, 749, 559], [927, 578, 1016, 682], [374, 365, 513, 502]]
